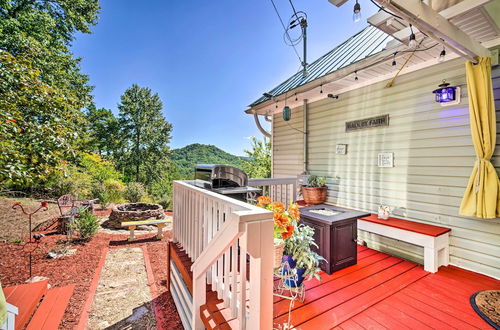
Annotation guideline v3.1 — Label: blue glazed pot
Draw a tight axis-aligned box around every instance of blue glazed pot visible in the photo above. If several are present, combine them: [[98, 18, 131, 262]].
[[285, 267, 306, 288], [281, 254, 296, 270]]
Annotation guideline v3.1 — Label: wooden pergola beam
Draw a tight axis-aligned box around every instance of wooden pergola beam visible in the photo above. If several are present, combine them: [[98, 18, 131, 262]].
[[374, 0, 490, 61]]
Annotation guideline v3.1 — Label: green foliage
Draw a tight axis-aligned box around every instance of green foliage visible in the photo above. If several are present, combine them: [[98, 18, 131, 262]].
[[117, 84, 173, 184], [0, 0, 99, 190], [80, 153, 122, 184], [84, 104, 121, 157], [49, 164, 93, 198], [0, 51, 84, 187], [284, 224, 325, 281], [125, 182, 147, 203], [242, 137, 271, 179], [93, 179, 125, 208], [307, 175, 327, 187], [171, 143, 247, 179], [72, 209, 99, 240]]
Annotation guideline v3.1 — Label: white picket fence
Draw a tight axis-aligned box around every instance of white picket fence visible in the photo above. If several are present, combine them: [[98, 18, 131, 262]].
[[172, 178, 297, 329]]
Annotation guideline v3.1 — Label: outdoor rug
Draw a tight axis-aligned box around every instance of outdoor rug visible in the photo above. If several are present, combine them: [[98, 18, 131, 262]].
[[470, 290, 500, 329]]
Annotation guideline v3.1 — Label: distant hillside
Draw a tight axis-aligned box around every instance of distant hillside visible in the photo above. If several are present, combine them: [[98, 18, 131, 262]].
[[171, 143, 248, 179]]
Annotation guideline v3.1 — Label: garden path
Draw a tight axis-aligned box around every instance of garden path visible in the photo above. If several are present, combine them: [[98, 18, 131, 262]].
[[86, 247, 156, 329]]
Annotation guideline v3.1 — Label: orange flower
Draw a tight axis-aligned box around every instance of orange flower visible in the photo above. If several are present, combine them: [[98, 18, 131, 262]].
[[272, 202, 285, 213], [288, 203, 300, 221], [274, 213, 289, 228], [257, 195, 272, 207], [281, 225, 294, 239]]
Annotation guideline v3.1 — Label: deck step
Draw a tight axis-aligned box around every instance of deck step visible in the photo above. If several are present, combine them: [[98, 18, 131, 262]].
[[3, 280, 48, 330], [25, 285, 75, 330]]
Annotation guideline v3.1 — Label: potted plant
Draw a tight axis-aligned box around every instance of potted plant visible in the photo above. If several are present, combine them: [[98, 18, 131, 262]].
[[302, 175, 328, 205], [283, 224, 325, 287], [256, 196, 300, 268]]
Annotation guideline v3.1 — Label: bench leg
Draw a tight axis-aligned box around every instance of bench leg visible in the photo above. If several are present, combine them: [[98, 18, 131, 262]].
[[128, 226, 137, 241], [424, 247, 439, 273], [156, 223, 166, 239]]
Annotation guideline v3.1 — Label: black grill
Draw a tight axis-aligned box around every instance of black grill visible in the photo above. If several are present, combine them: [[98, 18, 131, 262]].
[[194, 164, 260, 201]]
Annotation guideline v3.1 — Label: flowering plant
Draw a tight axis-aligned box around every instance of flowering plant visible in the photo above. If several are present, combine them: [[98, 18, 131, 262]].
[[256, 196, 300, 241]]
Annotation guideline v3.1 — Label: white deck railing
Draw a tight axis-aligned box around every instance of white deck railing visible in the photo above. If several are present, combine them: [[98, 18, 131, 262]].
[[248, 177, 297, 206], [173, 180, 276, 329]]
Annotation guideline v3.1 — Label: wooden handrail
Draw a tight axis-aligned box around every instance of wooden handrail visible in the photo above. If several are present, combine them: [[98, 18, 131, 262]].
[[173, 180, 278, 329]]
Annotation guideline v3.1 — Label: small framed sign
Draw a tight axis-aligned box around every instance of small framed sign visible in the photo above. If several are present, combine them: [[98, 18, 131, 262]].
[[378, 152, 394, 168], [336, 144, 347, 155]]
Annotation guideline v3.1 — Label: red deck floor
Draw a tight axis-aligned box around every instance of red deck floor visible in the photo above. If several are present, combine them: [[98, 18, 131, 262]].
[[201, 245, 499, 329]]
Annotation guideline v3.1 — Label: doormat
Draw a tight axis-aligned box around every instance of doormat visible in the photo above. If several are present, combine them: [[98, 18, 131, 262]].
[[470, 290, 500, 329]]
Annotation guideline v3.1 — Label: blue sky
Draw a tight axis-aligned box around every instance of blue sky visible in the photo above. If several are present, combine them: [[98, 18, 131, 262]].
[[72, 0, 378, 155]]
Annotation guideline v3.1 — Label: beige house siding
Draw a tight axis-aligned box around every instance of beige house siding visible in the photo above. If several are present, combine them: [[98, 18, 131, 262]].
[[272, 58, 500, 279]]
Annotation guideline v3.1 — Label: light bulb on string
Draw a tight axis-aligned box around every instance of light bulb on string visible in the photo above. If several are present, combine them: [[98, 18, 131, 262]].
[[353, 0, 361, 23], [295, 93, 298, 101], [438, 46, 446, 63], [408, 24, 417, 49], [354, 71, 358, 81], [392, 53, 397, 67], [320, 84, 323, 94]]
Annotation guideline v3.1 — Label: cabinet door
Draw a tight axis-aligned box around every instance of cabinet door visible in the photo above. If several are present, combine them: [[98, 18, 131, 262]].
[[332, 221, 357, 268], [301, 219, 328, 270]]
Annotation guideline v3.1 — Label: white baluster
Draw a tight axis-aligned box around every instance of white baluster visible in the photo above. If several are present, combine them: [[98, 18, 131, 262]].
[[230, 240, 238, 318], [238, 233, 247, 329]]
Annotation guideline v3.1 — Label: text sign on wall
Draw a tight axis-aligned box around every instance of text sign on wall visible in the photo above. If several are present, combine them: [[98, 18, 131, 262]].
[[345, 114, 389, 132]]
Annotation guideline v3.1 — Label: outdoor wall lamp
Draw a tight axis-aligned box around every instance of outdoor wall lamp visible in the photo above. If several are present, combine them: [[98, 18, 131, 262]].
[[283, 106, 291, 121], [432, 80, 460, 106]]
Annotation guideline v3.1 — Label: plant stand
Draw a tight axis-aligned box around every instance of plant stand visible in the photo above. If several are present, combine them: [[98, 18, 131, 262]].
[[273, 261, 306, 329]]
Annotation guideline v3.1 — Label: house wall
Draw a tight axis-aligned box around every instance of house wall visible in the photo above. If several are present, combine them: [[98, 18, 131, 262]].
[[272, 58, 500, 279]]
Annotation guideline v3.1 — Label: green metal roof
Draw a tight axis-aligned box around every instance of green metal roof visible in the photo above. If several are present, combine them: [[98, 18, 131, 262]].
[[249, 25, 393, 107]]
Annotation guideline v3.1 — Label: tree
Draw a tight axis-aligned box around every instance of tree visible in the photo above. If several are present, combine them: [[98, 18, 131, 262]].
[[117, 84, 173, 185], [242, 137, 271, 178], [0, 51, 83, 187], [0, 0, 99, 190], [85, 104, 120, 156]]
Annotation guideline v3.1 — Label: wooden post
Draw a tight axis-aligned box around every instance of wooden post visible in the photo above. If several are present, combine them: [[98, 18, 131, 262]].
[[245, 217, 274, 329], [192, 272, 207, 330]]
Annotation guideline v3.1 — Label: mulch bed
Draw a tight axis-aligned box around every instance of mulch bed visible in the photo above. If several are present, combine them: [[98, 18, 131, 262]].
[[0, 231, 183, 329]]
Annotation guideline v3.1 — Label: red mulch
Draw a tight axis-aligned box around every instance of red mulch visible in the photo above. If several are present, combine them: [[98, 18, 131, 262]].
[[0, 231, 183, 329]]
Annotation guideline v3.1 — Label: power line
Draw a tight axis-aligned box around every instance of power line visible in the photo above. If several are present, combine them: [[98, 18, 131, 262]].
[[269, 0, 303, 64]]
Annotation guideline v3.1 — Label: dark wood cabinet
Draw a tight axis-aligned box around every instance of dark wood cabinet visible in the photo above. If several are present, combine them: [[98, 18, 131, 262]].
[[300, 204, 370, 274]]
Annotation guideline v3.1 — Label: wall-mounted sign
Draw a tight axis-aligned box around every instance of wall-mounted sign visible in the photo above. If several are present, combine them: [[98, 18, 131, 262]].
[[346, 114, 389, 132], [336, 144, 347, 155], [378, 152, 394, 168]]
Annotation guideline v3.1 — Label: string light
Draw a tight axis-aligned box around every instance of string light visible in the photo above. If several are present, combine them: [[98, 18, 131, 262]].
[[320, 84, 323, 94], [353, 0, 361, 23], [408, 24, 417, 49], [438, 46, 446, 63], [392, 53, 397, 67], [354, 70, 358, 81], [295, 93, 298, 101]]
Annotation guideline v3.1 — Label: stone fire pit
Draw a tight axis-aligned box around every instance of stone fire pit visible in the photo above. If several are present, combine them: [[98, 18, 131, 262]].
[[107, 203, 165, 229]]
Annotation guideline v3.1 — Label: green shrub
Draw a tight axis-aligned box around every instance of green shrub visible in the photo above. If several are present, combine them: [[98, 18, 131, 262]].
[[73, 209, 100, 240], [49, 165, 93, 198], [104, 179, 125, 202], [125, 182, 147, 203], [156, 194, 172, 210], [80, 153, 123, 183]]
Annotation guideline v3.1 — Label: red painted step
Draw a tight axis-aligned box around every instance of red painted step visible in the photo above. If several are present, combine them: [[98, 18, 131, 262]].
[[26, 285, 75, 330], [3, 280, 48, 330]]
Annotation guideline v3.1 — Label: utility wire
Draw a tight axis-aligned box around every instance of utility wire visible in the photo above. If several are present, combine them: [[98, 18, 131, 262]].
[[269, 0, 303, 64]]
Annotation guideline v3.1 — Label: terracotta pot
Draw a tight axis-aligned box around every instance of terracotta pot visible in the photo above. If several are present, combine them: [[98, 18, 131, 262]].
[[302, 186, 327, 205]]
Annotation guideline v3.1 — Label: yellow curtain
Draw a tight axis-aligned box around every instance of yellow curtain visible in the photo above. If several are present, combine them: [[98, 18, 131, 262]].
[[0, 282, 6, 326], [459, 57, 500, 218]]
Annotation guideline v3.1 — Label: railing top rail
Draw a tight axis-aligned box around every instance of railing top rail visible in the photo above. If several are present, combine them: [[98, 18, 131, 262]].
[[248, 177, 297, 185], [174, 180, 271, 217]]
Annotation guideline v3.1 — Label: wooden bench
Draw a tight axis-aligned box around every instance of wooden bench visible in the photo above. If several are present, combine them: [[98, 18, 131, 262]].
[[121, 219, 168, 241], [358, 214, 451, 273]]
